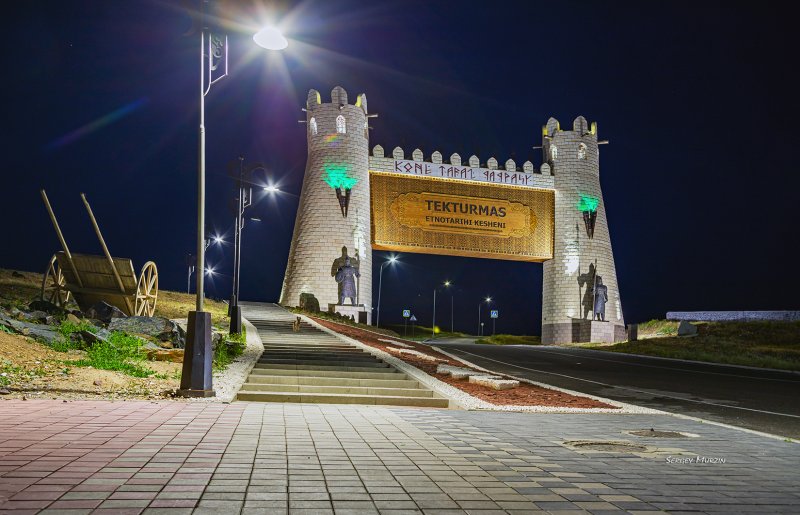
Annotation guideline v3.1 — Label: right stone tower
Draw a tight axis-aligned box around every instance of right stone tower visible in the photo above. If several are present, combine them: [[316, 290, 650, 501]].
[[541, 116, 626, 344]]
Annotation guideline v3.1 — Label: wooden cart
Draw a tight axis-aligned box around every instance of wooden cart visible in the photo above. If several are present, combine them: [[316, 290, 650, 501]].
[[40, 190, 159, 317]]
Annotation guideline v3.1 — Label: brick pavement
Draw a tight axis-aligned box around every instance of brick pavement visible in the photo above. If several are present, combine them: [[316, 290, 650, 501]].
[[0, 400, 798, 514]]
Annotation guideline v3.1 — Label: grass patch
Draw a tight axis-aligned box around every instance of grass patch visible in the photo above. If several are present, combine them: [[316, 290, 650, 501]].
[[385, 324, 466, 341], [213, 327, 247, 371], [638, 319, 679, 337], [588, 320, 800, 371], [154, 290, 230, 328], [72, 331, 155, 377], [476, 334, 541, 345], [51, 320, 98, 352]]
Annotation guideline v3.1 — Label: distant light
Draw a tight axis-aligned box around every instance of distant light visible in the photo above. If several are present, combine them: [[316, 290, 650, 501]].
[[253, 26, 288, 50], [485, 296, 492, 302], [444, 281, 451, 287], [263, 185, 280, 193], [205, 266, 215, 275], [212, 235, 224, 245], [388, 255, 398, 263], [250, 217, 262, 222]]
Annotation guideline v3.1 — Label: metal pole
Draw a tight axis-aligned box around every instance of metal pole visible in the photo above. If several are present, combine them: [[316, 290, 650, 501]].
[[432, 289, 436, 339], [450, 295, 453, 333], [188, 266, 192, 294], [477, 303, 481, 336], [493, 318, 495, 336], [376, 262, 384, 327], [196, 29, 206, 312]]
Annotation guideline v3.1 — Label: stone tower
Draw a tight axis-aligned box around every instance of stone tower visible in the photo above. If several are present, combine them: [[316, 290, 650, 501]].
[[541, 116, 625, 344], [280, 87, 372, 318]]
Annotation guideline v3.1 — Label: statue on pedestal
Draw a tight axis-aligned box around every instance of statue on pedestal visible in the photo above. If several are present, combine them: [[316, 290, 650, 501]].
[[592, 276, 608, 321], [335, 257, 360, 306]]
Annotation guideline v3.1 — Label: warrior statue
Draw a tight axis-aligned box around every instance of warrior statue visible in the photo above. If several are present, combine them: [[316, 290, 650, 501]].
[[335, 257, 360, 306], [592, 276, 608, 321]]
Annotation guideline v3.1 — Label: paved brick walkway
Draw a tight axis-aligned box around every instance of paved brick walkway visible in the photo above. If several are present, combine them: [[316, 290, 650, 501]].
[[0, 400, 798, 514]]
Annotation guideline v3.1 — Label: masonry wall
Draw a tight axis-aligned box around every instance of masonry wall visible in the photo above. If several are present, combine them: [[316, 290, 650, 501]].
[[541, 116, 625, 344], [279, 87, 372, 311]]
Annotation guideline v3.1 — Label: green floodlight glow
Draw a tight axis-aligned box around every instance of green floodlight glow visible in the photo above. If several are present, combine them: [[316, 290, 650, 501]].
[[323, 163, 358, 190], [577, 194, 599, 213]]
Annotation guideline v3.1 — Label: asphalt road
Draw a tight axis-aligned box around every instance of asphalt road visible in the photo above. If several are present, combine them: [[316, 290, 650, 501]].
[[427, 338, 800, 439]]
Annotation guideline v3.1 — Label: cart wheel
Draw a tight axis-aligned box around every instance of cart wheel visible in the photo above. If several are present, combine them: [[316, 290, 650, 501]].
[[135, 262, 158, 317], [41, 254, 71, 307]]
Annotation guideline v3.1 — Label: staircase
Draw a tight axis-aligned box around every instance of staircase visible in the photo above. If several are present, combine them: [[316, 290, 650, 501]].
[[237, 303, 450, 408]]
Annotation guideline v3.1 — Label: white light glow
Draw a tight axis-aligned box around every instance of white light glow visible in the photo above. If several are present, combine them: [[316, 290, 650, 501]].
[[253, 26, 288, 50], [263, 185, 280, 193]]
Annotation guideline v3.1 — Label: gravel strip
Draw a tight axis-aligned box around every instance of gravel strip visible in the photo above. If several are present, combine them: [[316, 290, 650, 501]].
[[188, 316, 262, 403], [298, 314, 656, 413], [433, 346, 663, 414]]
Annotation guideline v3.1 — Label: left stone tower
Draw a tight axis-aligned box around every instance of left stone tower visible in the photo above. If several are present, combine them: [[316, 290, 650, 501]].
[[280, 86, 372, 319]]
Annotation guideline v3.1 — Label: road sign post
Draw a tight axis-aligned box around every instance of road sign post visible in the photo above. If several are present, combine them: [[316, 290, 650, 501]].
[[403, 309, 410, 337], [490, 310, 498, 335]]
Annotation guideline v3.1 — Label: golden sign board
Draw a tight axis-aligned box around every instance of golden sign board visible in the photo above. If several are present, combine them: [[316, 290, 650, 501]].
[[370, 172, 554, 261]]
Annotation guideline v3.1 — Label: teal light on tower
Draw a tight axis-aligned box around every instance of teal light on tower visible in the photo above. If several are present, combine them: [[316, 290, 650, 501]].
[[323, 162, 359, 217], [578, 194, 599, 238]]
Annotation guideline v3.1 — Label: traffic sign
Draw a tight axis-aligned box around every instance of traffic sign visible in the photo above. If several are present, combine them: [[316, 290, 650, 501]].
[[490, 310, 498, 319], [409, 315, 417, 322], [402, 309, 411, 318]]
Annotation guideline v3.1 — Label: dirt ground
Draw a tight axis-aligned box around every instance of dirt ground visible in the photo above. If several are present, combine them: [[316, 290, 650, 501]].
[[312, 318, 617, 409], [0, 331, 180, 401]]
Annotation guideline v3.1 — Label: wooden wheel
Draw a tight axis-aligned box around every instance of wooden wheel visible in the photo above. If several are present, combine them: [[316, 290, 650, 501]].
[[135, 261, 158, 317], [41, 254, 71, 307]]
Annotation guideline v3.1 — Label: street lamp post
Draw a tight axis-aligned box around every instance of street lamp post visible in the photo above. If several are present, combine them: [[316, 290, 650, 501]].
[[477, 296, 491, 336], [179, 8, 286, 398], [376, 255, 397, 328], [229, 158, 269, 335], [443, 281, 453, 333]]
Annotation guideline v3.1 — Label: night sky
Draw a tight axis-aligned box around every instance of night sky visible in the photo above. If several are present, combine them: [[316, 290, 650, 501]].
[[3, 1, 798, 335]]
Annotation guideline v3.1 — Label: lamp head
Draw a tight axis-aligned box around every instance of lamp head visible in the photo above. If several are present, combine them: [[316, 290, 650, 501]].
[[253, 26, 288, 50]]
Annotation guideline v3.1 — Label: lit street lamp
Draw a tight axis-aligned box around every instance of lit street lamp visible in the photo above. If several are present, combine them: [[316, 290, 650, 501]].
[[179, 4, 286, 398], [186, 234, 224, 293], [444, 281, 453, 333], [477, 296, 492, 336], [229, 157, 271, 335], [432, 280, 452, 339], [376, 255, 398, 327]]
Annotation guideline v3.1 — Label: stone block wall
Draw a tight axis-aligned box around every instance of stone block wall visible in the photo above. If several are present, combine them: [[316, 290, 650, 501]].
[[541, 116, 625, 344], [279, 87, 373, 311]]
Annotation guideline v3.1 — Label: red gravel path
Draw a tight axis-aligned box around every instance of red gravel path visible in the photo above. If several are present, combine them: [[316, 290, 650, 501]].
[[312, 318, 617, 409]]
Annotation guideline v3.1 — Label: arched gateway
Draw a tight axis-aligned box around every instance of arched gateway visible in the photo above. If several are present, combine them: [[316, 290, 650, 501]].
[[280, 87, 625, 344]]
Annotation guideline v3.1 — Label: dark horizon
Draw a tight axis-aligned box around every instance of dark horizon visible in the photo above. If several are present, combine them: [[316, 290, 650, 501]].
[[2, 0, 799, 335]]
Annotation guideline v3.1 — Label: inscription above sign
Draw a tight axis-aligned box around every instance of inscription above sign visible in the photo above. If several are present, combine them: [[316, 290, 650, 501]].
[[384, 160, 542, 189]]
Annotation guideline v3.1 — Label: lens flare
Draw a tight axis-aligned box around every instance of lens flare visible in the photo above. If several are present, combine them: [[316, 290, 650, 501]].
[[45, 98, 148, 151]]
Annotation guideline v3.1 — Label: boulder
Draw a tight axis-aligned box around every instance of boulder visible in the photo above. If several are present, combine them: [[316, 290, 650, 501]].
[[108, 316, 184, 347], [86, 302, 127, 324], [79, 329, 109, 346], [66, 313, 81, 324], [677, 320, 698, 337], [299, 293, 320, 313], [23, 311, 50, 324], [28, 300, 65, 315]]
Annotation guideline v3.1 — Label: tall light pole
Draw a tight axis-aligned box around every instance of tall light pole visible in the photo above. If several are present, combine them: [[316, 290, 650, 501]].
[[376, 255, 398, 328], [477, 296, 491, 336], [229, 159, 271, 335], [179, 4, 287, 398], [444, 281, 453, 333]]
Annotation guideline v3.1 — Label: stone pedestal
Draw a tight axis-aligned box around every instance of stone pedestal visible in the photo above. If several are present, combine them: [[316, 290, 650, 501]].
[[329, 304, 371, 325], [543, 319, 626, 345]]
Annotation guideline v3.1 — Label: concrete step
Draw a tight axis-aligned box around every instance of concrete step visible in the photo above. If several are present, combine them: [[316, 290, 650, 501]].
[[255, 363, 390, 372], [245, 374, 420, 389], [261, 352, 380, 366], [236, 390, 449, 408], [257, 359, 388, 368], [249, 368, 404, 380], [240, 383, 435, 397]]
